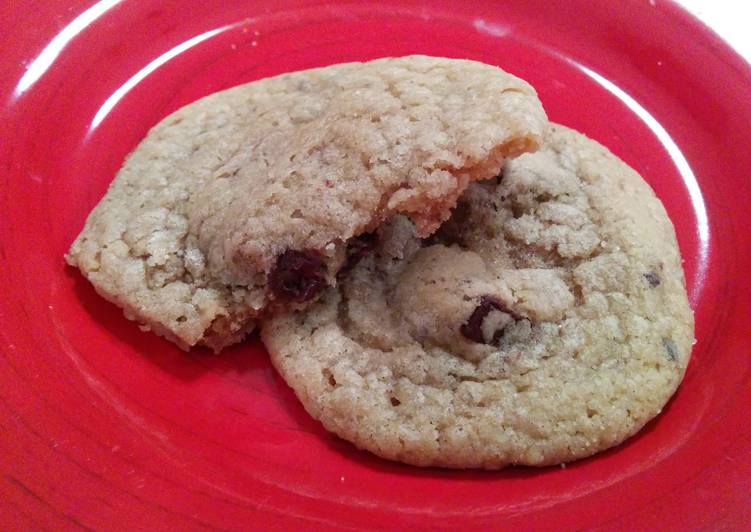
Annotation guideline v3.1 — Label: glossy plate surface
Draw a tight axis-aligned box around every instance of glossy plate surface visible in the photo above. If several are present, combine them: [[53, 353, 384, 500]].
[[1, 0, 750, 529]]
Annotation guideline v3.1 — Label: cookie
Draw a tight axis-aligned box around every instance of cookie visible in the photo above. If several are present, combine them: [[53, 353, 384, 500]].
[[262, 124, 694, 468], [66, 56, 547, 351]]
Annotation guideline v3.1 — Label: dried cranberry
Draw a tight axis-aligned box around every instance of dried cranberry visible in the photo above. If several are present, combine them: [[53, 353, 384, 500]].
[[269, 249, 327, 302], [460, 296, 519, 345]]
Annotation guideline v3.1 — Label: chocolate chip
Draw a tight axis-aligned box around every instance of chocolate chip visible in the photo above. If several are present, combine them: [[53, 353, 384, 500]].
[[269, 249, 327, 302], [338, 232, 378, 277], [662, 338, 678, 361], [460, 296, 519, 345], [434, 200, 472, 246], [644, 271, 661, 287], [450, 200, 472, 225], [390, 397, 401, 406]]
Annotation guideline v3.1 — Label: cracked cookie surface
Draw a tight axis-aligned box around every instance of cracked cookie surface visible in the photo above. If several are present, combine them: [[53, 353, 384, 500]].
[[262, 124, 694, 468], [66, 56, 547, 351]]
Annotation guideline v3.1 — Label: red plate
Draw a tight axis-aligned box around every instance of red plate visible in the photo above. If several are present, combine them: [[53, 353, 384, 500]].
[[1, 0, 750, 529]]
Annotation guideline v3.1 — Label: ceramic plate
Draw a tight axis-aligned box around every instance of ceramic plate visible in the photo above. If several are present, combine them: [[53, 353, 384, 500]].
[[1, 0, 750, 528]]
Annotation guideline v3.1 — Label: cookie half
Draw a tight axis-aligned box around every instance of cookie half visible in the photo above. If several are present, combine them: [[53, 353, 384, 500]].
[[262, 124, 694, 469], [67, 55, 547, 351]]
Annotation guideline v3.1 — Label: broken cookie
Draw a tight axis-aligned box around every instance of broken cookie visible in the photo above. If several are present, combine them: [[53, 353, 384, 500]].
[[66, 55, 547, 351]]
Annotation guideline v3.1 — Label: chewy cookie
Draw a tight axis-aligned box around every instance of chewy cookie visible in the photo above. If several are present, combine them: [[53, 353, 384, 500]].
[[262, 124, 694, 468], [67, 56, 547, 351]]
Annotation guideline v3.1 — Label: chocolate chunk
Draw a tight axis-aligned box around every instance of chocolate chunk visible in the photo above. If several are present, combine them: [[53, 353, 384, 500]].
[[644, 271, 661, 288], [338, 233, 378, 277], [434, 200, 472, 246], [269, 249, 327, 302], [662, 338, 678, 361], [461, 296, 519, 345], [451, 200, 472, 225]]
